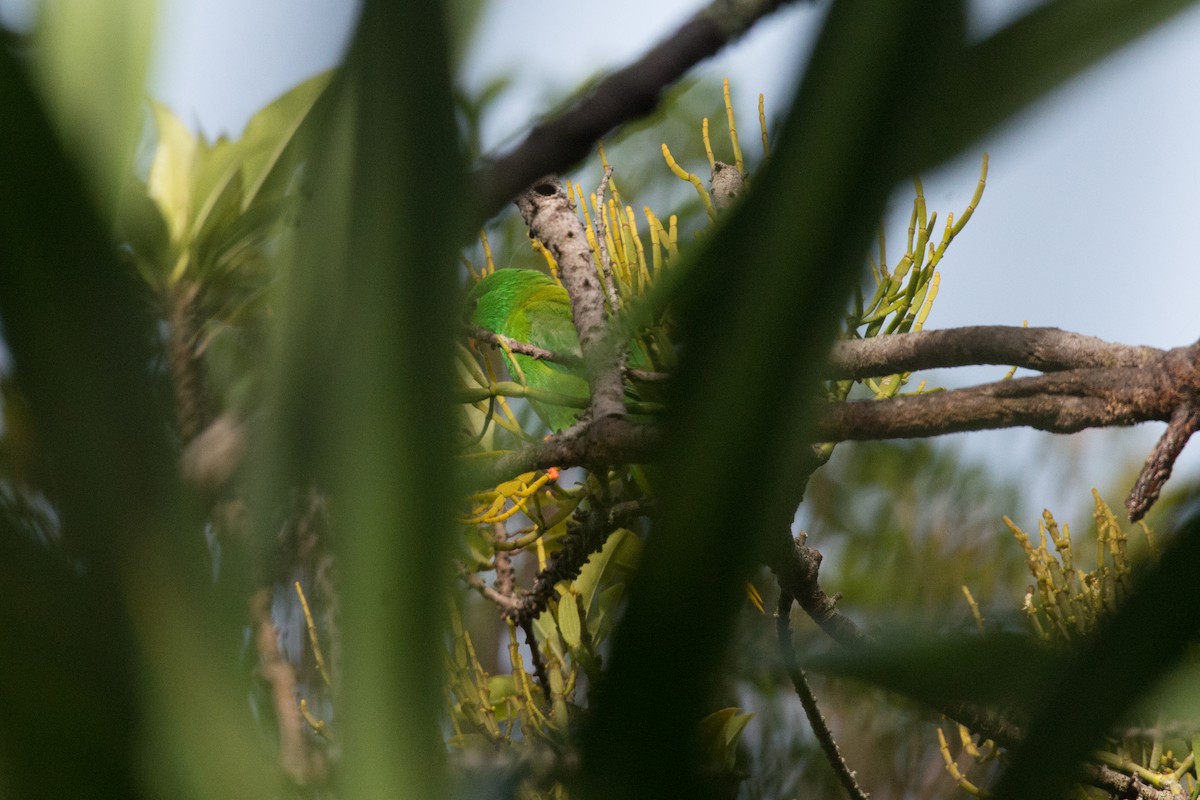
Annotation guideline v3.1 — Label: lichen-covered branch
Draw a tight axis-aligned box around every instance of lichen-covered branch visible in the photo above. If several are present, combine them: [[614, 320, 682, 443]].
[[472, 323, 1149, 385], [769, 532, 869, 651], [1081, 763, 1185, 800], [516, 178, 628, 422], [474, 0, 807, 219]]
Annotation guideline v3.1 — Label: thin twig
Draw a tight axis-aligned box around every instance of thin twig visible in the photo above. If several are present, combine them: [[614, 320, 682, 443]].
[[776, 592, 870, 800], [467, 325, 583, 367], [294, 581, 332, 688], [769, 530, 1026, 750], [456, 561, 523, 615], [467, 324, 670, 383]]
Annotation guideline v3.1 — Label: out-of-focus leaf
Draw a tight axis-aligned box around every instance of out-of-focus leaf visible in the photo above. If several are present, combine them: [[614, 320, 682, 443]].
[[239, 70, 332, 209], [697, 708, 753, 771], [992, 510, 1200, 800], [257, 2, 463, 798], [579, 4, 965, 797], [591, 582, 625, 645], [116, 177, 173, 285], [32, 0, 157, 212], [697, 708, 739, 760], [447, 0, 488, 66], [806, 630, 1061, 714], [187, 139, 243, 243], [487, 674, 518, 703], [0, 28, 178, 592], [137, 73, 328, 293], [722, 712, 753, 770], [0, 513, 140, 799], [147, 102, 198, 245], [907, 0, 1200, 170], [0, 41, 277, 800]]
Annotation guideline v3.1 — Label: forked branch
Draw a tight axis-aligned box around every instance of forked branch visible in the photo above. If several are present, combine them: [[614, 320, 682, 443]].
[[466, 326, 1200, 521]]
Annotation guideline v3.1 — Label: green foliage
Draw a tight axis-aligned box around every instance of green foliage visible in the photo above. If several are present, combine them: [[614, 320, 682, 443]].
[[2, 2, 1200, 800], [30, 0, 156, 212], [452, 73, 986, 796]]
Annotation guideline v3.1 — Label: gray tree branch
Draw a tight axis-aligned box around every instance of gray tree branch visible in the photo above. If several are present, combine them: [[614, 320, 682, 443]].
[[473, 0, 808, 220], [827, 325, 1162, 378], [466, 327, 1200, 520], [515, 178, 628, 423]]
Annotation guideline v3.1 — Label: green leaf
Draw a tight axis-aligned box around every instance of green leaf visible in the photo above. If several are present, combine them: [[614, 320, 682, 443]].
[[573, 527, 642, 614], [590, 582, 626, 645], [255, 3, 464, 799], [115, 177, 173, 286], [147, 101, 198, 244], [0, 515, 142, 799], [696, 708, 752, 770], [806, 630, 1061, 714], [239, 70, 333, 210], [0, 44, 277, 799], [32, 0, 157, 212], [557, 589, 583, 649], [187, 138, 245, 246], [533, 608, 566, 664], [722, 712, 753, 770], [579, 4, 965, 797], [486, 675, 518, 703]]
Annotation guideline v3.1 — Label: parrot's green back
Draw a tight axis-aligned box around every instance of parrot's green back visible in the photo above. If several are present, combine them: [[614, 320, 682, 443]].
[[467, 269, 589, 431]]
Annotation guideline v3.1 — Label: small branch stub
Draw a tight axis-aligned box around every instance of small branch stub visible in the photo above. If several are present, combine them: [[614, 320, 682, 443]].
[[710, 161, 745, 211]]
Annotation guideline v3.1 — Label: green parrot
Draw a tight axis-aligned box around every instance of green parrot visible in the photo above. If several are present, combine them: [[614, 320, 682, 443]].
[[466, 268, 590, 432]]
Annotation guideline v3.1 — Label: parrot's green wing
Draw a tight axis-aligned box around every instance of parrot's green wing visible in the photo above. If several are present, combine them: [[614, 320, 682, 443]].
[[467, 269, 589, 432], [517, 287, 589, 431]]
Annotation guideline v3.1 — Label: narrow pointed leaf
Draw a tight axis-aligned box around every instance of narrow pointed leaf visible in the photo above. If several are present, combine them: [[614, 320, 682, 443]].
[[32, 0, 157, 211], [906, 0, 1200, 169], [260, 2, 464, 798], [580, 4, 966, 797]]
